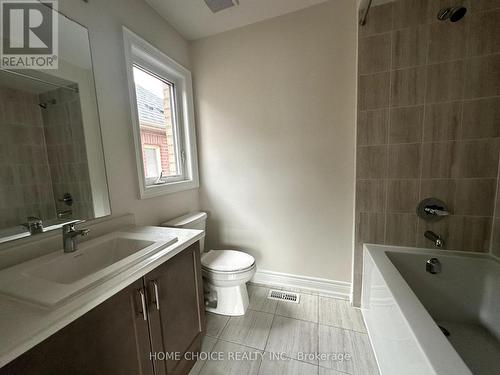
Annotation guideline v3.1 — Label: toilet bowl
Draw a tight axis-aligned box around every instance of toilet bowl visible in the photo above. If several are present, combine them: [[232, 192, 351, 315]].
[[161, 212, 256, 316], [201, 250, 256, 316]]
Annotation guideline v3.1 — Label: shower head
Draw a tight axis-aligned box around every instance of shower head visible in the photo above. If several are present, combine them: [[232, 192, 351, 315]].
[[437, 6, 467, 22]]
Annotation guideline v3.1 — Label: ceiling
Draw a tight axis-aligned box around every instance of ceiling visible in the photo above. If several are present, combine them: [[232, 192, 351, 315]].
[[145, 0, 332, 40]]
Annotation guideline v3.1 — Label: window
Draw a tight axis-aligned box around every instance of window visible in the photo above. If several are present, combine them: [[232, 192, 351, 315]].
[[133, 66, 180, 181], [123, 28, 199, 199]]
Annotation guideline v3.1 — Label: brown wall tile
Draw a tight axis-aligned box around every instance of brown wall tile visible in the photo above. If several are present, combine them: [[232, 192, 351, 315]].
[[388, 143, 421, 178], [359, 2, 394, 37], [468, 0, 500, 12], [389, 106, 424, 143], [454, 178, 497, 216], [385, 213, 418, 246], [392, 26, 429, 69], [454, 139, 500, 178], [386, 179, 420, 213], [393, 0, 430, 29], [357, 145, 388, 179], [356, 212, 386, 244], [428, 20, 467, 63], [356, 180, 387, 212], [426, 61, 464, 103], [421, 142, 457, 178], [467, 9, 500, 57], [391, 67, 427, 107], [461, 98, 500, 139], [464, 54, 500, 99], [358, 72, 390, 110], [357, 109, 389, 146], [423, 102, 461, 141], [448, 216, 492, 251], [359, 33, 392, 74]]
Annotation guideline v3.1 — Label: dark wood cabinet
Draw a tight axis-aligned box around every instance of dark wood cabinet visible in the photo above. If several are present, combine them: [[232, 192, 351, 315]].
[[146, 242, 205, 375], [1, 242, 205, 375]]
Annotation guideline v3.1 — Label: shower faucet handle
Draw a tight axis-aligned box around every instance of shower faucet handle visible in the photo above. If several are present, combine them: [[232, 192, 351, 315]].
[[423, 205, 449, 217], [417, 198, 450, 222]]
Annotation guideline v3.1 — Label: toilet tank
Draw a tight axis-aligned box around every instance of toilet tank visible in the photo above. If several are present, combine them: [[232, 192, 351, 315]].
[[161, 212, 207, 252]]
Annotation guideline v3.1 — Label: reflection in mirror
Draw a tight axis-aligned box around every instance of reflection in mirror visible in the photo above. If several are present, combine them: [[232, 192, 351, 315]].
[[0, 11, 110, 243]]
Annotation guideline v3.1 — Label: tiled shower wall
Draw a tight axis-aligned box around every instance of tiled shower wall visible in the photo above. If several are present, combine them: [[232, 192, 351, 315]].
[[0, 88, 56, 227], [40, 87, 94, 219], [354, 0, 500, 303], [0, 85, 94, 229]]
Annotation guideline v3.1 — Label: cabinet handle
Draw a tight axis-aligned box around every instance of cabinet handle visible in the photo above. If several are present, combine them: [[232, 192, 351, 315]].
[[138, 289, 147, 321], [152, 281, 160, 311]]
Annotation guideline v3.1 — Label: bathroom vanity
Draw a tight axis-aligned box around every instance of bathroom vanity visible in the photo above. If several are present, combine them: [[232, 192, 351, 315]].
[[0, 226, 206, 374]]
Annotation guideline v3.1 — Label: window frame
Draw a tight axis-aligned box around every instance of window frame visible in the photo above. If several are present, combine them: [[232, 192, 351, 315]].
[[123, 27, 199, 199], [132, 64, 184, 185]]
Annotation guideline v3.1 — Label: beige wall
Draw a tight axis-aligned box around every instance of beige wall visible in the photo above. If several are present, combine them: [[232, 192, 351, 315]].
[[58, 0, 199, 226], [191, 1, 358, 282]]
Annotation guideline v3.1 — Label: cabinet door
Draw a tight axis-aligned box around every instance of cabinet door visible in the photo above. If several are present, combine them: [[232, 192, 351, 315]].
[[0, 279, 154, 375], [145, 242, 205, 375]]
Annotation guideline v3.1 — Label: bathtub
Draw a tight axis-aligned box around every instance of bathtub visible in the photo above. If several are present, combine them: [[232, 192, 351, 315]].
[[361, 244, 500, 375]]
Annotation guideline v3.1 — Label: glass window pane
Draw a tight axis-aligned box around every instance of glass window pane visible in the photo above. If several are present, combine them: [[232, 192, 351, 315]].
[[144, 147, 160, 178], [133, 66, 179, 182]]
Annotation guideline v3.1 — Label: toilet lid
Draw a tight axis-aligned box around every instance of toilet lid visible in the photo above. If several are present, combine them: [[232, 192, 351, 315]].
[[201, 250, 255, 272]]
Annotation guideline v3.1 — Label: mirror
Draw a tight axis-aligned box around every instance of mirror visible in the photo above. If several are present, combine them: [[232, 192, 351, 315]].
[[0, 11, 110, 243]]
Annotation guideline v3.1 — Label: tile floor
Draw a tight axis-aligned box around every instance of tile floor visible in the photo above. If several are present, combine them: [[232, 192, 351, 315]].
[[190, 284, 379, 375]]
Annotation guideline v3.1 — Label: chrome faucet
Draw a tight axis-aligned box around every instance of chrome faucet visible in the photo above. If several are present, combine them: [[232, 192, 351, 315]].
[[424, 230, 444, 248], [62, 221, 90, 253]]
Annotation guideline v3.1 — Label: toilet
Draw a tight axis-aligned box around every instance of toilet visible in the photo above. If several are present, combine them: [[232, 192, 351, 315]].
[[162, 212, 256, 316]]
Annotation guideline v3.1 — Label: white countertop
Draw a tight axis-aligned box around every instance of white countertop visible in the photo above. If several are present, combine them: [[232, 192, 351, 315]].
[[0, 225, 204, 368]]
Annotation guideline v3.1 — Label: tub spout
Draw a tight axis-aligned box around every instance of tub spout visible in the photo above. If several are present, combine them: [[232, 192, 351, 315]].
[[424, 230, 444, 248]]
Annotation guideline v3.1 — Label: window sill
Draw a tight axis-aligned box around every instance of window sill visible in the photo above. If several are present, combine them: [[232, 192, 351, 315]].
[[140, 178, 199, 199]]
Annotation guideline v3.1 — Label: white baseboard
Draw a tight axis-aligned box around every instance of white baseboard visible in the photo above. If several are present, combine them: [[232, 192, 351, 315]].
[[251, 269, 351, 300]]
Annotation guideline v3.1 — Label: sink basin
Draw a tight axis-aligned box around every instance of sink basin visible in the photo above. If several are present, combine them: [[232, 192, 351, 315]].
[[28, 238, 156, 284], [0, 231, 178, 307]]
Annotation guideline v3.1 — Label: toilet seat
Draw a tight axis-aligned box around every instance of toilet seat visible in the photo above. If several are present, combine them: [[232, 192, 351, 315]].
[[201, 250, 255, 273]]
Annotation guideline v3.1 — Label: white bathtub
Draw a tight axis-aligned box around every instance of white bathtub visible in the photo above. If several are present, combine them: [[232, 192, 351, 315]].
[[361, 244, 500, 375]]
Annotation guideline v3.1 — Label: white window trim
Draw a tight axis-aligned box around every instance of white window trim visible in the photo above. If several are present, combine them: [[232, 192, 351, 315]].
[[123, 27, 199, 199]]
